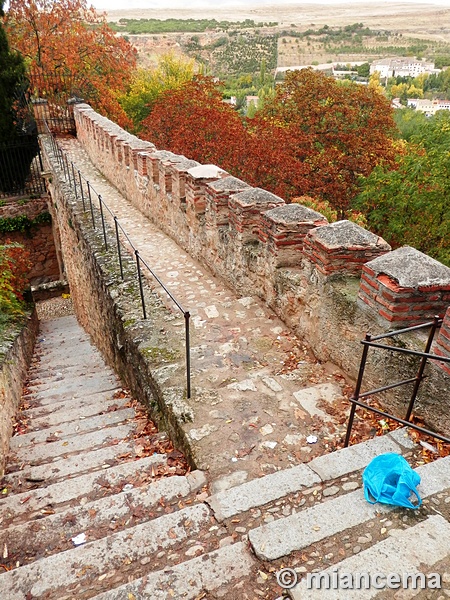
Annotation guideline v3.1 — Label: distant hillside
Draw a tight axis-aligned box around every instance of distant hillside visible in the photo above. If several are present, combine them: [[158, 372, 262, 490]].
[[114, 20, 450, 77]]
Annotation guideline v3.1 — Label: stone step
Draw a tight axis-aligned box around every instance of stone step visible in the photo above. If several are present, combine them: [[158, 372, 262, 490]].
[[207, 463, 321, 521], [31, 343, 104, 366], [91, 542, 255, 600], [25, 364, 112, 390], [207, 431, 410, 522], [248, 455, 450, 560], [3, 440, 142, 489], [0, 471, 206, 566], [0, 453, 168, 525], [0, 504, 211, 600], [27, 350, 109, 375], [7, 422, 135, 467], [20, 388, 125, 427], [22, 372, 119, 405], [9, 407, 136, 449], [289, 514, 450, 599]]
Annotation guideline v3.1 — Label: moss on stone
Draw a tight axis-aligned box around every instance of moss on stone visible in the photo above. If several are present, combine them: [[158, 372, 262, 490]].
[[141, 345, 180, 364]]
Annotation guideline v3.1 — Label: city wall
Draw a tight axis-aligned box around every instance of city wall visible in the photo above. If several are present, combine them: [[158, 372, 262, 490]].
[[68, 104, 450, 433]]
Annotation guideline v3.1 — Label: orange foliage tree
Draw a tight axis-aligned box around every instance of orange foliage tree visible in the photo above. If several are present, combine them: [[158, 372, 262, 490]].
[[142, 71, 397, 217], [249, 69, 397, 216], [141, 76, 249, 178], [5, 0, 136, 128]]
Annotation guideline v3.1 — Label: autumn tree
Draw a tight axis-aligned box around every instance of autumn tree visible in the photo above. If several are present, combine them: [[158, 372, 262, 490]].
[[5, 0, 137, 128], [120, 52, 196, 134], [250, 69, 397, 215], [141, 76, 249, 177]]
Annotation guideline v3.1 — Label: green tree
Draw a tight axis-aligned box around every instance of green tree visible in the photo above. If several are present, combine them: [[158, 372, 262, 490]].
[[356, 111, 450, 265], [120, 52, 195, 133], [394, 107, 428, 141], [356, 62, 370, 78], [246, 99, 257, 119], [0, 0, 26, 141]]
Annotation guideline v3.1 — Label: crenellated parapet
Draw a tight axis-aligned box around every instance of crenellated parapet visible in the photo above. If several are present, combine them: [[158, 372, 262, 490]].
[[72, 104, 450, 412]]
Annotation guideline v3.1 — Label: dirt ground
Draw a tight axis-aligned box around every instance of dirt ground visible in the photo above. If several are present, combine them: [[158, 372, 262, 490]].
[[105, 3, 450, 43]]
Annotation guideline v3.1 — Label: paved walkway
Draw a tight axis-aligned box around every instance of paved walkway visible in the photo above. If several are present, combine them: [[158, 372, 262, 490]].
[[59, 137, 353, 483]]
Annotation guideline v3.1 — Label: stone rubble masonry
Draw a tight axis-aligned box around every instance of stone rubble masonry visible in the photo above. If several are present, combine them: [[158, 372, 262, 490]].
[[228, 187, 285, 243], [0, 197, 60, 285], [260, 204, 328, 268], [0, 309, 39, 477], [359, 246, 450, 326], [71, 104, 450, 434], [185, 165, 228, 248], [434, 306, 450, 375]]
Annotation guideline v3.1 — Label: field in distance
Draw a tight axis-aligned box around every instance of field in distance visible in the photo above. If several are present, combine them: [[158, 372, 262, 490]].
[[106, 2, 450, 43]]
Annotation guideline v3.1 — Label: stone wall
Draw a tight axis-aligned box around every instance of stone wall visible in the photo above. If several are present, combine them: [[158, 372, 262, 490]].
[[0, 197, 61, 285], [72, 104, 450, 434], [40, 137, 197, 467], [0, 310, 39, 477]]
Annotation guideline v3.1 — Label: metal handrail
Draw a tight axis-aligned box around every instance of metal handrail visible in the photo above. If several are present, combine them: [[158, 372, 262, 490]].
[[344, 316, 449, 447], [42, 125, 192, 398]]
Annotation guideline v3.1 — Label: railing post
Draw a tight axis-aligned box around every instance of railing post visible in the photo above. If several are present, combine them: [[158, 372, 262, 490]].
[[344, 333, 372, 447], [78, 171, 86, 211], [64, 155, 71, 184], [86, 181, 96, 229], [37, 147, 44, 171], [98, 194, 108, 250], [71, 163, 78, 198], [114, 217, 124, 279], [135, 250, 147, 319], [405, 315, 441, 421], [184, 311, 191, 399], [57, 144, 64, 169]]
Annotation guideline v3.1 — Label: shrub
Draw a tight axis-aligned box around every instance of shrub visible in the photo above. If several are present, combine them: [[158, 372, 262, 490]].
[[0, 241, 31, 317]]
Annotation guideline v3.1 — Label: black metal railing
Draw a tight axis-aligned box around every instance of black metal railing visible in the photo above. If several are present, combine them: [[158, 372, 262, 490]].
[[30, 69, 88, 135], [0, 138, 45, 199], [344, 316, 450, 447], [44, 127, 192, 399]]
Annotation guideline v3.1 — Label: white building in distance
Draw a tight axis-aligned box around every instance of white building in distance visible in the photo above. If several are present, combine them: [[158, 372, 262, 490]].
[[370, 57, 438, 79], [407, 98, 450, 115]]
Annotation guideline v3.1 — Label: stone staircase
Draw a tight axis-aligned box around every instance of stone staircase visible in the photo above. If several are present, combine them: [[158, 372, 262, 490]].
[[1, 315, 449, 599]]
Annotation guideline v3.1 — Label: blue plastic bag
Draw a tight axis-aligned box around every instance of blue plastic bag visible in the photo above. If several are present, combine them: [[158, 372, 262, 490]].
[[362, 453, 422, 509]]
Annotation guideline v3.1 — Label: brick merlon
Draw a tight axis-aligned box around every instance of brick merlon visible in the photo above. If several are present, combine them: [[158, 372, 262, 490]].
[[306, 220, 391, 251], [365, 246, 450, 290], [230, 187, 285, 208], [263, 203, 328, 226]]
